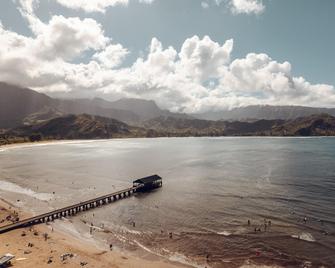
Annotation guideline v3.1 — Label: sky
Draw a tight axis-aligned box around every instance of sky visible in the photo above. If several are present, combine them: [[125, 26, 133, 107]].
[[0, 0, 334, 112]]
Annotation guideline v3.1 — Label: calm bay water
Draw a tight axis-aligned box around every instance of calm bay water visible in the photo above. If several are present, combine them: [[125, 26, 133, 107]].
[[0, 137, 335, 267]]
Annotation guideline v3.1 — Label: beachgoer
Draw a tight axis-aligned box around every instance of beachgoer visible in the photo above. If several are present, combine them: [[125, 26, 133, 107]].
[[264, 223, 267, 231], [90, 223, 93, 234], [303, 217, 307, 224], [109, 244, 113, 251], [247, 220, 251, 226], [132, 221, 136, 227], [169, 232, 173, 239]]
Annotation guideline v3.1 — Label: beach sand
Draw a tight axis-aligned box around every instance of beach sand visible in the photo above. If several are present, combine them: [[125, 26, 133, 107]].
[[0, 199, 186, 268], [0, 141, 188, 268]]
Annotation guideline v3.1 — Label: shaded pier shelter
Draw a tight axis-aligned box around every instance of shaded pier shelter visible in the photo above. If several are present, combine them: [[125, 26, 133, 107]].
[[133, 175, 162, 191]]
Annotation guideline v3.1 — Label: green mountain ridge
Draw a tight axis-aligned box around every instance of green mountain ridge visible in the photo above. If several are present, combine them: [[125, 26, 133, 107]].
[[2, 113, 335, 146]]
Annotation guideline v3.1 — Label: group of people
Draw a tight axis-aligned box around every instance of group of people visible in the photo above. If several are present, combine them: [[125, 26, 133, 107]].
[[247, 218, 272, 233]]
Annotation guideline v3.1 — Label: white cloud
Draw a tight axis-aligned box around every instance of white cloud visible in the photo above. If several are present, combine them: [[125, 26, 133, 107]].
[[1, 1, 335, 113], [138, 0, 155, 4], [201, 2, 210, 9], [54, 0, 155, 13], [230, 0, 265, 15], [18, 0, 155, 14], [36, 16, 109, 60], [178, 36, 233, 83], [93, 44, 129, 68], [55, 0, 128, 13]]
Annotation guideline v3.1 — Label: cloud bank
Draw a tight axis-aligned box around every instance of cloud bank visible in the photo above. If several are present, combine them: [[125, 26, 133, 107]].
[[201, 0, 265, 15], [1, 0, 334, 112], [230, 0, 265, 15]]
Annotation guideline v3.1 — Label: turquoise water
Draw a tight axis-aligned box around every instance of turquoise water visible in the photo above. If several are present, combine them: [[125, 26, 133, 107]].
[[0, 137, 334, 267]]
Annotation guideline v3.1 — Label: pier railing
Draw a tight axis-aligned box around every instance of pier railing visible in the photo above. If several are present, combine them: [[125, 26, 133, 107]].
[[0, 185, 143, 234]]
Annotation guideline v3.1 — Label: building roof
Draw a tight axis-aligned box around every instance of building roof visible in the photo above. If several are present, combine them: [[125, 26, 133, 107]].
[[133, 174, 162, 184]]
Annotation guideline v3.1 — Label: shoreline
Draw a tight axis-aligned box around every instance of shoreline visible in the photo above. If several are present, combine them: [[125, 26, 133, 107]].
[[1, 135, 335, 150], [0, 198, 189, 268]]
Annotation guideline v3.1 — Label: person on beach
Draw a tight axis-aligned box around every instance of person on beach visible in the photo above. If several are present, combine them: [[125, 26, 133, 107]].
[[206, 253, 210, 262], [43, 233, 48, 241], [248, 220, 251, 226]]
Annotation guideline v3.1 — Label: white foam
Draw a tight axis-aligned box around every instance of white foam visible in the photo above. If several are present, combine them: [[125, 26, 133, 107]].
[[291, 232, 316, 242], [217, 231, 231, 236], [120, 225, 142, 235], [169, 253, 207, 268], [133, 240, 207, 268], [134, 240, 160, 256], [0, 180, 52, 201]]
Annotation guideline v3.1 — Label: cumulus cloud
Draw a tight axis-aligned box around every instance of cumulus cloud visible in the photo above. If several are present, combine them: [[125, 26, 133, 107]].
[[201, 2, 210, 9], [93, 44, 129, 68], [208, 0, 265, 15], [1, 1, 335, 113], [36, 16, 109, 60], [230, 0, 265, 15], [18, 0, 155, 14], [54, 0, 155, 13], [55, 0, 128, 13], [178, 36, 233, 83]]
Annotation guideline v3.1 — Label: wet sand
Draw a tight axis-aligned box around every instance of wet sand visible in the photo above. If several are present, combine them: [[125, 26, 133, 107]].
[[0, 199, 187, 268]]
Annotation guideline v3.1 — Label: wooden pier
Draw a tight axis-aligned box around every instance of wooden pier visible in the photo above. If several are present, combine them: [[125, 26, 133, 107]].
[[0, 175, 162, 234]]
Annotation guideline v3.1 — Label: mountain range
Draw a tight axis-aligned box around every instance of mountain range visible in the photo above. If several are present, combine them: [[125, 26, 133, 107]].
[[1, 82, 335, 144], [0, 82, 189, 129], [195, 105, 335, 121]]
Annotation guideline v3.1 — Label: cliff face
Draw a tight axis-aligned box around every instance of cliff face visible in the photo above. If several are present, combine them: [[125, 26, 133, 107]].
[[8, 114, 138, 140], [0, 82, 54, 128], [269, 114, 335, 136]]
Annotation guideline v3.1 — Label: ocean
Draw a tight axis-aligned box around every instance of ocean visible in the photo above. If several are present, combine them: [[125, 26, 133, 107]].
[[0, 137, 334, 267]]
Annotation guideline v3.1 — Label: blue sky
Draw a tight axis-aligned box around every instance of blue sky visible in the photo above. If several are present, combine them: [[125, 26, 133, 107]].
[[0, 0, 334, 112]]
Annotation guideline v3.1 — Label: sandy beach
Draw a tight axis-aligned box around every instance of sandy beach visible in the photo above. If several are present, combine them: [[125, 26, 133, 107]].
[[0, 141, 188, 268], [0, 198, 187, 268]]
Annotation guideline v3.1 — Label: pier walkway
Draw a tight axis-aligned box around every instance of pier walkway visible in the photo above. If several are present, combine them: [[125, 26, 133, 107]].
[[0, 185, 142, 234]]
